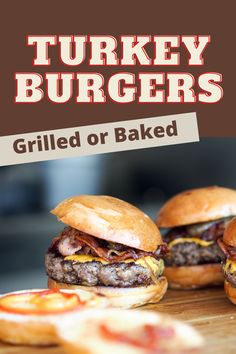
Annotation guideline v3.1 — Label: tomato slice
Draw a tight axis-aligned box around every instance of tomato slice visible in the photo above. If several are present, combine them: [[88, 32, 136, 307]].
[[0, 289, 84, 315]]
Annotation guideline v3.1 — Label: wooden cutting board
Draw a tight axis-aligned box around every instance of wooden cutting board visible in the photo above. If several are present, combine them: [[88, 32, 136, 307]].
[[147, 287, 236, 353], [0, 288, 235, 354]]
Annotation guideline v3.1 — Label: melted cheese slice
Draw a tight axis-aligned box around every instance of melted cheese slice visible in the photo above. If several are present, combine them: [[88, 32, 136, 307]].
[[65, 255, 109, 264], [168, 237, 214, 249], [64, 255, 164, 276], [224, 259, 236, 273]]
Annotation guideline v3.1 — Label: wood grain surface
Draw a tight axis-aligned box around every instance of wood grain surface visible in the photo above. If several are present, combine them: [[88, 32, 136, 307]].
[[0, 288, 235, 354]]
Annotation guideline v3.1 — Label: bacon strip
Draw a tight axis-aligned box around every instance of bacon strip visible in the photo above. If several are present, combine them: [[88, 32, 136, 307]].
[[50, 227, 168, 262], [218, 238, 236, 261], [165, 217, 231, 243]]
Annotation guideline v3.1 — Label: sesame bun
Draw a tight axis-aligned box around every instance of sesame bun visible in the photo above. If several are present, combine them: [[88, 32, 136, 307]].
[[223, 216, 236, 247], [51, 195, 162, 252], [224, 280, 236, 305], [0, 289, 108, 346], [48, 277, 168, 309], [156, 186, 236, 228], [56, 308, 204, 354], [164, 264, 224, 289]]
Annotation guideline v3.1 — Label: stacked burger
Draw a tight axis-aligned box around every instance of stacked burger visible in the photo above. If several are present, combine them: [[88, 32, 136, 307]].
[[156, 186, 236, 289], [46, 195, 168, 308], [218, 217, 236, 304]]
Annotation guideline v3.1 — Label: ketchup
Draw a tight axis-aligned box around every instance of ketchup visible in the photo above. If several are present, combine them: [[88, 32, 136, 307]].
[[99, 323, 175, 352], [0, 289, 84, 315]]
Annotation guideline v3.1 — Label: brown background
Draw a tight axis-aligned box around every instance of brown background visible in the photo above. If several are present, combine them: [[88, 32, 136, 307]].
[[0, 1, 234, 137]]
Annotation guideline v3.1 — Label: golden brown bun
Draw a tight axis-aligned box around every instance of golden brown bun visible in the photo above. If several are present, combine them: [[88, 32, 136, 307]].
[[0, 319, 57, 346], [48, 277, 168, 309], [56, 308, 204, 354], [223, 216, 236, 247], [51, 195, 162, 252], [0, 289, 58, 346], [224, 280, 236, 305], [164, 264, 224, 289], [0, 288, 109, 346], [157, 186, 236, 228]]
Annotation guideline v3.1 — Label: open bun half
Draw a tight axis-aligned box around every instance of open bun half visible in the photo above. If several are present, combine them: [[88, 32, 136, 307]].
[[157, 186, 236, 228], [48, 276, 168, 309], [224, 280, 236, 305], [0, 318, 57, 346], [164, 263, 224, 289], [0, 288, 108, 346], [56, 308, 204, 354], [51, 195, 162, 252]]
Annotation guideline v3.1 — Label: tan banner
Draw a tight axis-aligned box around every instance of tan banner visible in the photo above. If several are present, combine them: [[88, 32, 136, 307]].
[[0, 112, 199, 166]]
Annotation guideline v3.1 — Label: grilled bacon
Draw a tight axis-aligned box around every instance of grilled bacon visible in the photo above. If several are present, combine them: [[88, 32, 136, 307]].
[[165, 217, 232, 243], [217, 238, 236, 261], [49, 227, 168, 262]]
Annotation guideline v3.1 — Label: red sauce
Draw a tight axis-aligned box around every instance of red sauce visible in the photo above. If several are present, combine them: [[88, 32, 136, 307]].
[[0, 289, 85, 315], [99, 323, 175, 352]]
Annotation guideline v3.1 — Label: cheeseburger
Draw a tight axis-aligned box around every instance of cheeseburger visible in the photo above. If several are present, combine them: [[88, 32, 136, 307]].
[[156, 186, 236, 289], [46, 195, 168, 308], [218, 217, 236, 305]]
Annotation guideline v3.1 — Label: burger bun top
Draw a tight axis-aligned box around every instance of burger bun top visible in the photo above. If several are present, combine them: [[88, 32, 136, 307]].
[[157, 186, 236, 228], [51, 195, 162, 252]]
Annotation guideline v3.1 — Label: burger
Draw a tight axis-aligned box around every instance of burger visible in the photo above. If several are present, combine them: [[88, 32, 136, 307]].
[[218, 217, 236, 304], [46, 195, 168, 308], [156, 186, 236, 289]]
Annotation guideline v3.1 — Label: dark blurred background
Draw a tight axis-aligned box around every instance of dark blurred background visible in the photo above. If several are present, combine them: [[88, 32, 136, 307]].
[[1, 138, 235, 293]]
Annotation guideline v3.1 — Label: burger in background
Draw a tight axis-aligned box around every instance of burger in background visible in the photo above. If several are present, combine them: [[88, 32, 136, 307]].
[[46, 195, 168, 308], [218, 217, 236, 304], [156, 186, 236, 289]]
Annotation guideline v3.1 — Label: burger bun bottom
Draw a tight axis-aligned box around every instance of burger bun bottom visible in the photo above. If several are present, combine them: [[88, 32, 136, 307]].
[[48, 276, 168, 308], [224, 280, 236, 305], [164, 263, 224, 289], [0, 320, 57, 346]]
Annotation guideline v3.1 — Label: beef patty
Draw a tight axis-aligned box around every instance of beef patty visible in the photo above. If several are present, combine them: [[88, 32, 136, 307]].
[[45, 253, 164, 287], [165, 242, 224, 267]]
